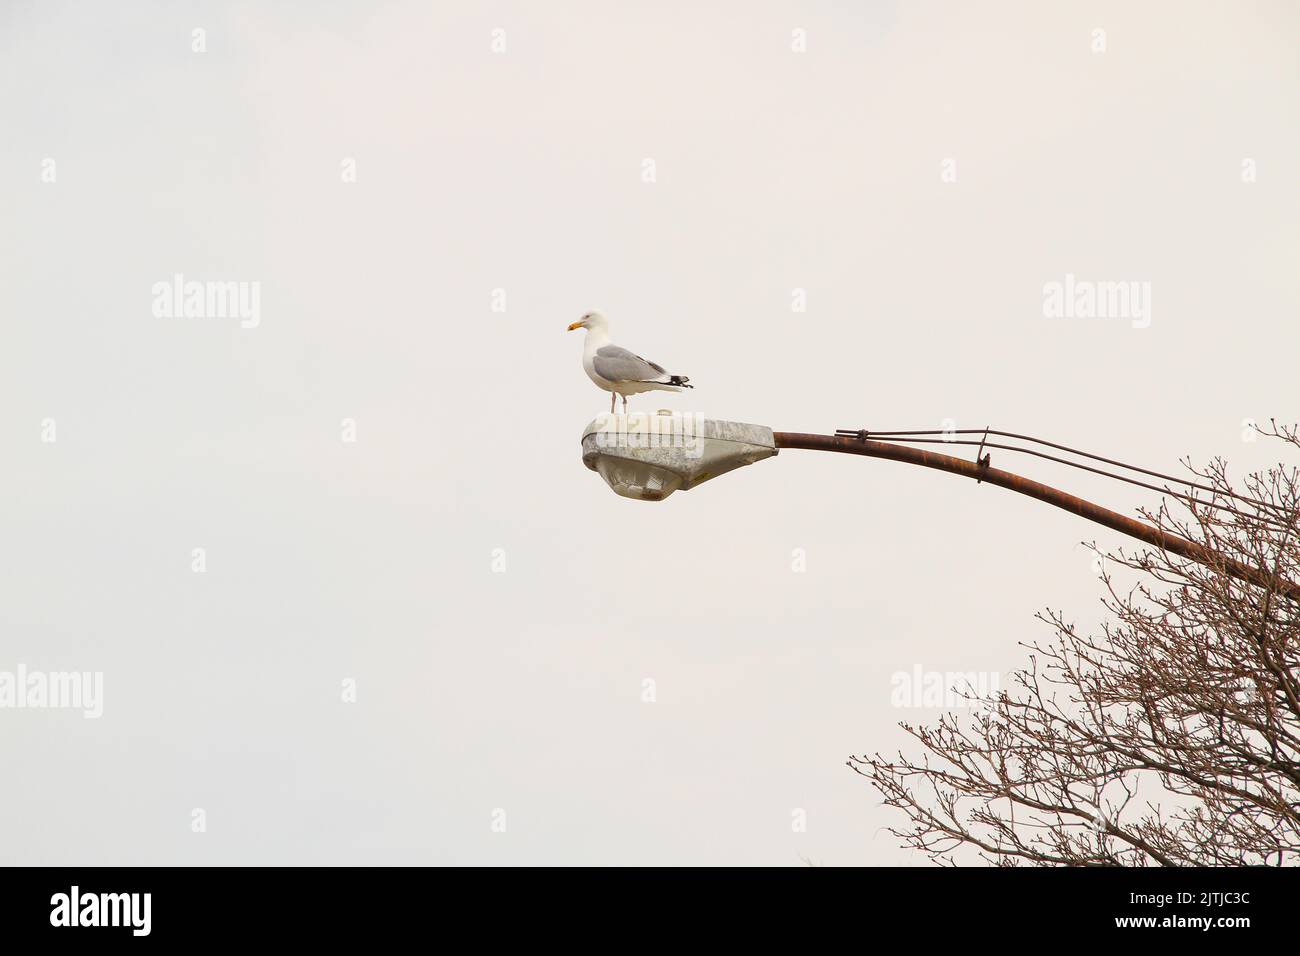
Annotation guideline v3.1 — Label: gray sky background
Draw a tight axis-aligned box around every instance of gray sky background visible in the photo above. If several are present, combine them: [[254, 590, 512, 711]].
[[2, 1, 1297, 864]]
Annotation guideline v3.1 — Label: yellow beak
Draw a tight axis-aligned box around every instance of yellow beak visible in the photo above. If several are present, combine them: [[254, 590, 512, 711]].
[[567, 322, 583, 331]]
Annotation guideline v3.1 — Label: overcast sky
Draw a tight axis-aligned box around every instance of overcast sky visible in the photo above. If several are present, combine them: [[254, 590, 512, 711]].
[[2, 1, 1297, 865]]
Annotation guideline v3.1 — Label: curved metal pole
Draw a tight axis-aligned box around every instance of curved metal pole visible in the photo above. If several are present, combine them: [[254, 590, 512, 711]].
[[773, 431, 1300, 603]]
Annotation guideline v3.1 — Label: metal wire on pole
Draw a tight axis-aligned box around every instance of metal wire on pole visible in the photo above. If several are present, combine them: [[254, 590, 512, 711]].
[[776, 430, 1300, 603], [833, 427, 1297, 532]]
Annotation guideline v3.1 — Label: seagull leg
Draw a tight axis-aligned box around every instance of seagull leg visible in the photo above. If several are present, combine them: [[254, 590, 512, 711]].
[[610, 391, 616, 414], [621, 394, 628, 414]]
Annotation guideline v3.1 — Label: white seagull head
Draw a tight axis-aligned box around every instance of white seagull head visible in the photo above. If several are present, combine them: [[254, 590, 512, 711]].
[[567, 311, 607, 333]]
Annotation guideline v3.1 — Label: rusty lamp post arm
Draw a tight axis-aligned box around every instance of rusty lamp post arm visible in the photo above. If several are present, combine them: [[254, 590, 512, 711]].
[[773, 431, 1300, 603]]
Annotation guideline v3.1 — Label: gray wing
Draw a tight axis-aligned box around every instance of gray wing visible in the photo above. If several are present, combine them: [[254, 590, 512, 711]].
[[593, 344, 669, 382]]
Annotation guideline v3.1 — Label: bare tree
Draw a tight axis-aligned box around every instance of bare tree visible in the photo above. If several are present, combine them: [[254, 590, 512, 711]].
[[852, 423, 1300, 866]]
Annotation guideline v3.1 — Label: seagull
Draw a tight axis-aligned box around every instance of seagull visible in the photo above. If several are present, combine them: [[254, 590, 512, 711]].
[[567, 311, 693, 413]]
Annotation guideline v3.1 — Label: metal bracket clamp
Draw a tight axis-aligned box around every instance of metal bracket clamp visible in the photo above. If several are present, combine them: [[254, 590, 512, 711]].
[[974, 426, 991, 482]]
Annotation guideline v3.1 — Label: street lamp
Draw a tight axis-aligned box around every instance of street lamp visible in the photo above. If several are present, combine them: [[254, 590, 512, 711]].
[[580, 411, 777, 501], [579, 415, 1300, 602]]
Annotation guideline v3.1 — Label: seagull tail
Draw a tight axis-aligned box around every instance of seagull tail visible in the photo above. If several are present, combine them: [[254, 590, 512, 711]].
[[668, 375, 693, 388]]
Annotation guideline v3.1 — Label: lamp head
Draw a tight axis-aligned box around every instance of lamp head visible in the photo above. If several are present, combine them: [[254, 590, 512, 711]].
[[581, 412, 777, 501]]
